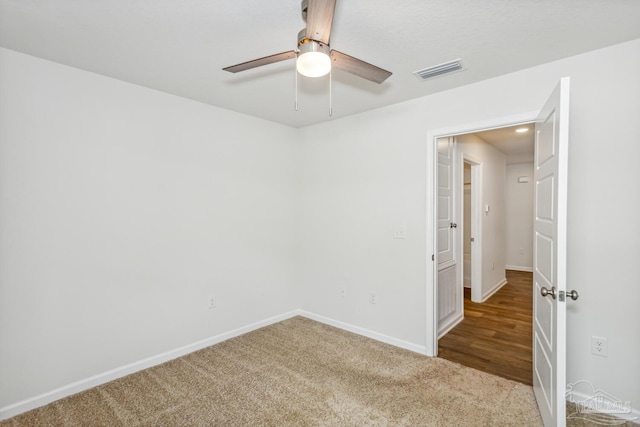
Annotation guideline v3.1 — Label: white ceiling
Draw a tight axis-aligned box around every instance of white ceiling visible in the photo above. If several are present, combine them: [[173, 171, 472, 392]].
[[1, 0, 640, 129]]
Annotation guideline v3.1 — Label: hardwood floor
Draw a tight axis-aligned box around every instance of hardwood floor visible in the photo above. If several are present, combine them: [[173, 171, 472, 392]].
[[438, 270, 533, 385]]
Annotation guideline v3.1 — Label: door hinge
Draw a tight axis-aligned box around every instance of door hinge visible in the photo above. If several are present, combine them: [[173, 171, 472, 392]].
[[432, 254, 435, 261]]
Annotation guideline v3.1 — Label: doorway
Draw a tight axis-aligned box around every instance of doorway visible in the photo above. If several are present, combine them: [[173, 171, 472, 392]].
[[435, 124, 535, 381], [435, 123, 534, 338], [427, 78, 572, 426], [426, 114, 538, 357]]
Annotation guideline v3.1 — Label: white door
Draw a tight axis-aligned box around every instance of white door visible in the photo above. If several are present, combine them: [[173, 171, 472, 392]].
[[533, 77, 571, 427], [437, 136, 461, 337]]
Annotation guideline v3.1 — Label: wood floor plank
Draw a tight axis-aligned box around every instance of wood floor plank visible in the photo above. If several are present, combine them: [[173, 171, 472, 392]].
[[438, 270, 533, 385]]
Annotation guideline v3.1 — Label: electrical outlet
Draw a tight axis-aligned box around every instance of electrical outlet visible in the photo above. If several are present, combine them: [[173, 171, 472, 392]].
[[519, 247, 524, 254], [393, 226, 406, 239], [340, 289, 347, 298], [370, 291, 377, 304], [591, 336, 608, 357], [208, 295, 216, 309]]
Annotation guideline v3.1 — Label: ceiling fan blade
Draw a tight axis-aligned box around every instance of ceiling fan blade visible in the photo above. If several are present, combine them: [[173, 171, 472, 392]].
[[330, 50, 392, 84], [223, 51, 296, 73], [305, 0, 336, 44]]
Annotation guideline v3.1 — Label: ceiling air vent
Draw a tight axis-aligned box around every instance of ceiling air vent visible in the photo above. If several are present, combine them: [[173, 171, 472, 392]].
[[413, 59, 463, 81]]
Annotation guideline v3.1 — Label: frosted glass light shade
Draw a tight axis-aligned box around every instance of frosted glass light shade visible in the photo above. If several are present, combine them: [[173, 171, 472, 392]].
[[297, 41, 331, 78]]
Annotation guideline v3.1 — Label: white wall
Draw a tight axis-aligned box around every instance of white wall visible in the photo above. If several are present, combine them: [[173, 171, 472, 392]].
[[0, 48, 298, 409], [457, 134, 507, 298], [505, 163, 534, 271], [294, 112, 428, 347], [297, 38, 640, 411]]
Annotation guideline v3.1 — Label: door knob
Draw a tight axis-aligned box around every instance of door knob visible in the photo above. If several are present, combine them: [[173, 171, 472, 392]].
[[567, 290, 579, 301], [540, 286, 556, 299], [450, 222, 458, 228]]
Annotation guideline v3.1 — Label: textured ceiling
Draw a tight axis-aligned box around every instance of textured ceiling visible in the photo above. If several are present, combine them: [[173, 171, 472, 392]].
[[1, 0, 640, 128]]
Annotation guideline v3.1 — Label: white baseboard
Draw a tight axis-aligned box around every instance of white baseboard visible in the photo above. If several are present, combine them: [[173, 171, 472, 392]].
[[481, 278, 508, 302], [0, 310, 427, 421], [506, 265, 533, 272], [0, 310, 300, 421], [567, 388, 639, 423], [7, 308, 639, 424], [298, 310, 426, 355]]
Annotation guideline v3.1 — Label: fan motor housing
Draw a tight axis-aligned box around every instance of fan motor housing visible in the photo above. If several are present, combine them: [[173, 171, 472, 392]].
[[298, 38, 330, 58], [297, 28, 328, 49]]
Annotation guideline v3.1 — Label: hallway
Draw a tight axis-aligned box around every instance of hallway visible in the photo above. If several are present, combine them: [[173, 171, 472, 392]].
[[438, 270, 533, 385]]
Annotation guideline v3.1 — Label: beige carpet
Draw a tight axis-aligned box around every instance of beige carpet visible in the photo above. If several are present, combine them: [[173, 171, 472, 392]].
[[2, 316, 543, 426]]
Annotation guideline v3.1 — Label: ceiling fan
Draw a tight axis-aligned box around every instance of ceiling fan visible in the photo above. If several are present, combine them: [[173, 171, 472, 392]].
[[222, 0, 392, 84]]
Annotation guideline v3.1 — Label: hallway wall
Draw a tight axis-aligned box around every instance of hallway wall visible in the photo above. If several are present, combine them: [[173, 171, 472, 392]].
[[457, 134, 507, 299], [505, 162, 535, 271]]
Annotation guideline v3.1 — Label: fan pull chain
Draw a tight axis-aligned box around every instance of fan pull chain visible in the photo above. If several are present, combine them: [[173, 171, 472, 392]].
[[294, 54, 299, 112]]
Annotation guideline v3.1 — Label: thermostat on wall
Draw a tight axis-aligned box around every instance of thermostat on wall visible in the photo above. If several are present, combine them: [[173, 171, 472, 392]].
[[518, 176, 529, 183]]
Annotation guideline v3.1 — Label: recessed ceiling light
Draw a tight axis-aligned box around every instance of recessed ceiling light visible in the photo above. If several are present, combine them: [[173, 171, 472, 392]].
[[516, 128, 529, 133]]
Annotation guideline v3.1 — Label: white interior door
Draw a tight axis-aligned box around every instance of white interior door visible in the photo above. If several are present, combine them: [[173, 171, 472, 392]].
[[533, 77, 570, 427], [438, 137, 455, 265], [437, 136, 461, 337]]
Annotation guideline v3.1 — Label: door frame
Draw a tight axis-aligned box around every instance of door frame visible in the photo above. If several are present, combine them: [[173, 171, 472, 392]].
[[425, 111, 538, 357]]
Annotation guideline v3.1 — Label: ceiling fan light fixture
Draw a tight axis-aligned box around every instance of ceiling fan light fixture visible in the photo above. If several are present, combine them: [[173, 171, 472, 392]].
[[297, 40, 331, 78]]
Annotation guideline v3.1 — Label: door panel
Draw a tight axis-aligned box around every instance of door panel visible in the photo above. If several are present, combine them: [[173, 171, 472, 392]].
[[536, 233, 553, 284], [438, 265, 457, 323], [533, 77, 570, 427], [536, 175, 555, 221], [437, 136, 461, 337], [534, 334, 554, 412], [437, 137, 454, 264]]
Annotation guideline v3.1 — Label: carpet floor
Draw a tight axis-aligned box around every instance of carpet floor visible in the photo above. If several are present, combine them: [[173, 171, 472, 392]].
[[2, 316, 544, 426]]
